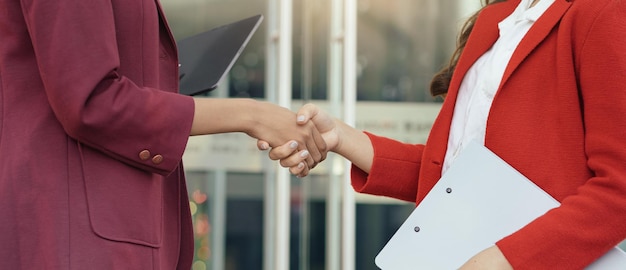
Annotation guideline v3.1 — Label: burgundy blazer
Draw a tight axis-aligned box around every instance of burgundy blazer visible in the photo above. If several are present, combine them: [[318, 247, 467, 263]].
[[351, 0, 626, 268], [0, 0, 195, 269]]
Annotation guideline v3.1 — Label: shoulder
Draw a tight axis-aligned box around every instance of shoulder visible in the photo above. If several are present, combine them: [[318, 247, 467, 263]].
[[567, 0, 624, 16], [564, 0, 625, 33], [569, 0, 622, 7]]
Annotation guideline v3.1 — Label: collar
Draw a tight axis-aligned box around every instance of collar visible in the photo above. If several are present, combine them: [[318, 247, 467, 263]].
[[499, 0, 556, 31]]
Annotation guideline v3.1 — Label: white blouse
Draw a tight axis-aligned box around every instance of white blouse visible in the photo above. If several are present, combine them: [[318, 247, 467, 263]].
[[442, 0, 555, 174]]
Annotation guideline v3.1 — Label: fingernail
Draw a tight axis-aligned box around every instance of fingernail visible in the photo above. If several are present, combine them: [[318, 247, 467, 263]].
[[297, 162, 305, 169], [289, 141, 298, 149], [297, 115, 306, 122], [300, 150, 309, 158], [260, 142, 269, 150]]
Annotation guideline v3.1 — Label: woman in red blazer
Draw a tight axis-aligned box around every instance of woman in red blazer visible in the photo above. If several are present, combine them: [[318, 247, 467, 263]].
[[266, 0, 626, 268], [0, 0, 326, 269]]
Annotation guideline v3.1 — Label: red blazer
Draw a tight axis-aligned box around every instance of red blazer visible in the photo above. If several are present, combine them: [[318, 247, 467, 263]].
[[351, 0, 626, 268], [0, 0, 195, 269]]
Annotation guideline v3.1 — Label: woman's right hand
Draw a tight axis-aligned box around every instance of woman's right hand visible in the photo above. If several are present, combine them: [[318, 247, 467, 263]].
[[294, 103, 339, 151], [258, 103, 340, 177]]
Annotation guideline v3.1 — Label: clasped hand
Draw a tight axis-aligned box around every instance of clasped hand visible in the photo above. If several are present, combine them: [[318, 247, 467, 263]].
[[257, 103, 339, 177]]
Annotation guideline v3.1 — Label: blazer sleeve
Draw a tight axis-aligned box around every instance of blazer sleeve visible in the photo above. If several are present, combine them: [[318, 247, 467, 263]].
[[350, 132, 425, 203], [20, 0, 194, 175], [497, 1, 626, 268]]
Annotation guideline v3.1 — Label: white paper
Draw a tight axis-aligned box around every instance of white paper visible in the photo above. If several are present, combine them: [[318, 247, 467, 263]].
[[375, 141, 626, 270]]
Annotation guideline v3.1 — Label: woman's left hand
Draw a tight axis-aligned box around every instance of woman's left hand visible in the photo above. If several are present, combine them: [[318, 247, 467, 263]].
[[459, 246, 513, 270]]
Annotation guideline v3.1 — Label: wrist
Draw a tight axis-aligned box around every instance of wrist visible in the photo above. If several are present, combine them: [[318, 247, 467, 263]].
[[332, 119, 347, 153], [334, 121, 374, 172], [333, 119, 362, 155], [237, 98, 262, 136]]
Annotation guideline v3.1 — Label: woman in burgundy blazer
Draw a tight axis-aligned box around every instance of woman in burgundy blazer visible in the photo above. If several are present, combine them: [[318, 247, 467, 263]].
[[267, 0, 626, 268], [0, 0, 326, 269]]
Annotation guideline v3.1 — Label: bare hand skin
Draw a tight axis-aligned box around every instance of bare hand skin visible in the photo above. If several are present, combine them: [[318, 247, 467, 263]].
[[459, 246, 513, 270], [191, 98, 327, 168], [259, 103, 374, 177], [258, 139, 312, 176]]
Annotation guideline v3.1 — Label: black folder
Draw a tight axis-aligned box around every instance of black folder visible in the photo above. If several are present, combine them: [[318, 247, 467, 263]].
[[177, 14, 263, 96]]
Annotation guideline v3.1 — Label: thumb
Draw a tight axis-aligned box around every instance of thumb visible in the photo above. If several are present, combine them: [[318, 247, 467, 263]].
[[296, 103, 320, 125]]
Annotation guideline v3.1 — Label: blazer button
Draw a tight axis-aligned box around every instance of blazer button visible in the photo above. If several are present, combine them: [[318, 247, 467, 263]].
[[152, 155, 164, 165], [139, 150, 151, 161]]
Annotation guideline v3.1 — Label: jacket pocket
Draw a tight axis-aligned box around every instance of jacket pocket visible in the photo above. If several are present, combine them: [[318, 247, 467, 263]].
[[78, 142, 163, 247]]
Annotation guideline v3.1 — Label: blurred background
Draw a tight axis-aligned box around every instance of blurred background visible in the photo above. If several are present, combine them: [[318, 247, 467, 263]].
[[160, 1, 483, 270]]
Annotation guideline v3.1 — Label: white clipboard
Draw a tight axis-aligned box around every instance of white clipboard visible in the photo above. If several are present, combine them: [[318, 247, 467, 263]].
[[375, 141, 626, 270]]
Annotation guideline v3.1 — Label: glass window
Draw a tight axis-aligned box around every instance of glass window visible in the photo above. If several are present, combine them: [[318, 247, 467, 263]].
[[162, 0, 469, 269]]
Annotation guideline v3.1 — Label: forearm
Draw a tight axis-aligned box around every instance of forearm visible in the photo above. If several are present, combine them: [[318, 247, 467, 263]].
[[333, 119, 374, 173], [192, 98, 326, 165], [190, 97, 257, 136]]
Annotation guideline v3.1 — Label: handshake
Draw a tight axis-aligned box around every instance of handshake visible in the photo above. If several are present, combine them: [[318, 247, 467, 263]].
[[192, 98, 372, 177], [255, 103, 341, 178]]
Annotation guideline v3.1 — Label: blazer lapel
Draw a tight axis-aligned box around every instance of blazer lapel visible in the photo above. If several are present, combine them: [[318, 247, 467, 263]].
[[154, 0, 178, 57], [499, 0, 572, 88], [449, 0, 519, 99], [426, 0, 519, 165]]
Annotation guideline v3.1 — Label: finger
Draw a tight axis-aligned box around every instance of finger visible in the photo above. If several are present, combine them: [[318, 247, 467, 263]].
[[280, 150, 310, 168], [296, 103, 321, 125], [301, 139, 317, 169], [296, 162, 311, 178], [309, 122, 327, 164], [298, 103, 327, 165], [257, 140, 270, 151], [268, 140, 299, 161], [303, 149, 316, 169], [289, 162, 308, 177]]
